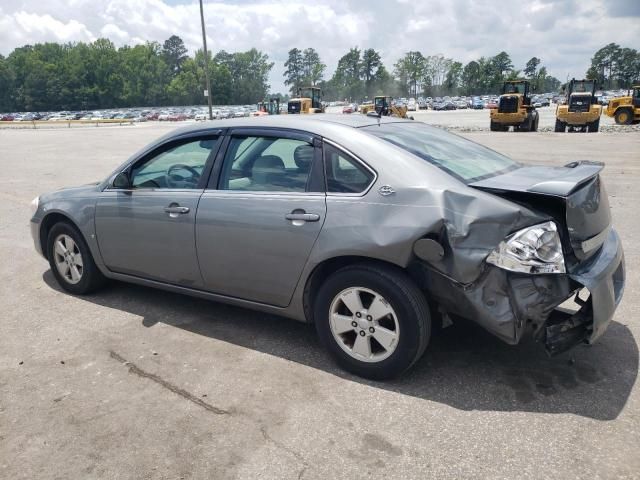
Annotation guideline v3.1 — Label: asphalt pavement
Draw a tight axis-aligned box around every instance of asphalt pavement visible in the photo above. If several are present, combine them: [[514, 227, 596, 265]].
[[1, 121, 638, 479]]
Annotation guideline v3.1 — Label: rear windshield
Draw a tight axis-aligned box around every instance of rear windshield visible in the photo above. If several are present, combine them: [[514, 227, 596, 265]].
[[361, 122, 519, 183]]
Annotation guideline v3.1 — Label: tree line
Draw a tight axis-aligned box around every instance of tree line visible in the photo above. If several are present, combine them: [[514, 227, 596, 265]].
[[304, 49, 563, 101], [0, 36, 273, 112], [285, 43, 638, 101], [0, 36, 637, 112]]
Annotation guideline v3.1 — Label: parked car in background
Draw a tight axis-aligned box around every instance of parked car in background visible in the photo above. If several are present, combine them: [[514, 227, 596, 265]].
[[407, 99, 417, 111], [342, 104, 354, 114], [472, 97, 484, 109]]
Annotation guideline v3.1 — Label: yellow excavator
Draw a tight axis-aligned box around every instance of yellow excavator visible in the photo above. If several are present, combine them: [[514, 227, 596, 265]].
[[555, 78, 602, 132], [604, 85, 640, 125], [287, 87, 325, 114], [363, 96, 413, 119], [490, 80, 539, 132]]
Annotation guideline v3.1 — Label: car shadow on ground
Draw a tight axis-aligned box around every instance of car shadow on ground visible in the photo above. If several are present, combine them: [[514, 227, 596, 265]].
[[44, 272, 638, 421]]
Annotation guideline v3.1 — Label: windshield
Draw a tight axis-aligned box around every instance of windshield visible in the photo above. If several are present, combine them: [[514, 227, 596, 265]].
[[361, 122, 519, 183], [503, 83, 525, 94]]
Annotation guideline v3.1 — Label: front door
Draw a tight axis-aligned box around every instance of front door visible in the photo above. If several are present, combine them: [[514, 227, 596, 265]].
[[95, 136, 221, 287], [196, 130, 326, 307]]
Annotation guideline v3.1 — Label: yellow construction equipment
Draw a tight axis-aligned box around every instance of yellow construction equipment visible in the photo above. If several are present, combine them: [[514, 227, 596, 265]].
[[555, 79, 602, 132], [490, 80, 539, 132], [604, 85, 640, 125], [287, 87, 325, 114], [359, 99, 375, 115], [364, 96, 413, 119], [256, 97, 280, 115]]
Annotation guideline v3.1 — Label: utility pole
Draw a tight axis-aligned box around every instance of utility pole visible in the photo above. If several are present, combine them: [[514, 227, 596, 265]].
[[199, 0, 213, 120]]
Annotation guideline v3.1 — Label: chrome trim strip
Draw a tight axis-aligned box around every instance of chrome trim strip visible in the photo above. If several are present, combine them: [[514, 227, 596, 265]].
[[581, 224, 611, 253]]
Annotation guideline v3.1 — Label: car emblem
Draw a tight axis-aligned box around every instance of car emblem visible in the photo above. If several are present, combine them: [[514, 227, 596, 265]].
[[378, 185, 395, 196]]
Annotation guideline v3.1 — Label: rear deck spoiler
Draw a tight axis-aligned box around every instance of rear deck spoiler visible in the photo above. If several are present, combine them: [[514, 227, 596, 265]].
[[470, 161, 604, 197]]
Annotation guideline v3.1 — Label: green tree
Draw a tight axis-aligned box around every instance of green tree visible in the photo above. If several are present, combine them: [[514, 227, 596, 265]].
[[394, 51, 425, 97], [360, 48, 381, 97], [524, 57, 540, 78], [330, 47, 363, 100], [461, 60, 481, 95], [444, 61, 463, 93], [301, 48, 325, 86], [587, 43, 621, 88], [284, 48, 304, 95], [162, 35, 188, 75]]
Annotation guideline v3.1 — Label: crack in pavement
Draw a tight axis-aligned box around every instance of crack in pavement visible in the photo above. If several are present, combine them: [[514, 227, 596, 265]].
[[260, 426, 309, 480], [109, 350, 230, 415]]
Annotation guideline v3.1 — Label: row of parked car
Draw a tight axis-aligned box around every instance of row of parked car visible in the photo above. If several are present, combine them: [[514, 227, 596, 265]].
[[0, 105, 260, 123]]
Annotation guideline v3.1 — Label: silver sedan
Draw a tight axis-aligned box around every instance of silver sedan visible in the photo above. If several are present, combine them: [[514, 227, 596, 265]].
[[30, 115, 625, 379]]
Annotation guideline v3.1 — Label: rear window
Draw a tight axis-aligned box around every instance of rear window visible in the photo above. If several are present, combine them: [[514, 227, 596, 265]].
[[361, 122, 518, 183]]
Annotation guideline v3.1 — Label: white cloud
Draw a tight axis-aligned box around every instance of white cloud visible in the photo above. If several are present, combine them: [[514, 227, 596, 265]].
[[0, 0, 638, 92]]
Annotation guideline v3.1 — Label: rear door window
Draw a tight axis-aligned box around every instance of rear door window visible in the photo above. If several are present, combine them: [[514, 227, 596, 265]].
[[323, 143, 375, 194], [219, 135, 316, 192]]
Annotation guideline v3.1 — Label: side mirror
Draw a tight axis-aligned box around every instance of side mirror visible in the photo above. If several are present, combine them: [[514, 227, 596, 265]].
[[113, 172, 130, 189]]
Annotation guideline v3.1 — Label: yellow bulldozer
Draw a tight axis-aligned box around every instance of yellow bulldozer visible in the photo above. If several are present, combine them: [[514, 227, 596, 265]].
[[490, 80, 539, 132], [287, 87, 325, 114], [555, 78, 602, 133], [604, 85, 640, 125], [362, 96, 413, 119]]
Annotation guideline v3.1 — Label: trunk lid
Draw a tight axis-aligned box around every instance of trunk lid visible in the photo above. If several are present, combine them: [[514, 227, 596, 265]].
[[470, 161, 611, 260]]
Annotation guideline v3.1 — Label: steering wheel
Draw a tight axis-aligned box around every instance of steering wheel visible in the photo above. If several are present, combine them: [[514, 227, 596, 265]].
[[166, 164, 201, 188]]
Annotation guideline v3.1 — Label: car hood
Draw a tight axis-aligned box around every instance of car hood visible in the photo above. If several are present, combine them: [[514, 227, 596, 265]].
[[41, 182, 101, 203]]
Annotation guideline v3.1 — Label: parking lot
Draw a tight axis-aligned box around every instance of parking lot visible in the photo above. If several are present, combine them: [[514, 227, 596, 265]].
[[1, 121, 639, 479]]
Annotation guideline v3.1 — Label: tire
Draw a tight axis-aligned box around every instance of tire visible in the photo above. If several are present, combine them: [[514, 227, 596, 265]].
[[531, 113, 539, 132], [588, 118, 599, 132], [490, 121, 499, 132], [554, 119, 565, 132], [47, 222, 106, 295], [314, 264, 430, 380], [615, 108, 633, 125]]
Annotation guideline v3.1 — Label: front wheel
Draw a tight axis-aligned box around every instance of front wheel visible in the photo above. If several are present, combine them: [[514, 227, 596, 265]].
[[589, 118, 600, 132], [47, 222, 106, 295], [615, 108, 633, 125], [314, 264, 430, 380], [554, 119, 566, 132]]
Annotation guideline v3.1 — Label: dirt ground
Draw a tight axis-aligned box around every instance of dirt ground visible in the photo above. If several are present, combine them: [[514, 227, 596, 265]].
[[1, 121, 639, 479]]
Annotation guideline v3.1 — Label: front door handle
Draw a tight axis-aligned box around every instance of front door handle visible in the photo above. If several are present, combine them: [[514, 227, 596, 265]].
[[285, 212, 320, 222], [164, 205, 190, 217]]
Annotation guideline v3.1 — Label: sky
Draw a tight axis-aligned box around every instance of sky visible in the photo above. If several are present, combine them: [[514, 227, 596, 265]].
[[0, 0, 638, 93]]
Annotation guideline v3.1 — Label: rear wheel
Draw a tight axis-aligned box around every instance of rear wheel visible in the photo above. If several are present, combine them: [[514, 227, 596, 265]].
[[490, 121, 500, 132], [47, 222, 106, 295], [589, 118, 600, 132], [615, 108, 633, 125], [554, 119, 566, 132], [314, 264, 430, 380], [531, 112, 539, 132]]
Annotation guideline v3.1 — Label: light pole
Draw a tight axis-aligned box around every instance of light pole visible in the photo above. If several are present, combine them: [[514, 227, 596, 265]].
[[199, 0, 213, 120]]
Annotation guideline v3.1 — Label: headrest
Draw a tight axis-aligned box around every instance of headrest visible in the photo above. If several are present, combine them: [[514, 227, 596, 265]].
[[293, 144, 314, 172]]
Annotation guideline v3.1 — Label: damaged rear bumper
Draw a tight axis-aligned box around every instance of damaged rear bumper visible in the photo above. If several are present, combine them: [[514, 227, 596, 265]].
[[556, 228, 625, 350], [414, 228, 625, 355]]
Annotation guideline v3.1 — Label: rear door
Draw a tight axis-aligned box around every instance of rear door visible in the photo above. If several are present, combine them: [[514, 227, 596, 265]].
[[95, 134, 221, 287], [195, 129, 326, 307]]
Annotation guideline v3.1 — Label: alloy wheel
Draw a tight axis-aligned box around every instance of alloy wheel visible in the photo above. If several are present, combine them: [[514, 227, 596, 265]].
[[329, 287, 400, 363], [53, 234, 84, 284]]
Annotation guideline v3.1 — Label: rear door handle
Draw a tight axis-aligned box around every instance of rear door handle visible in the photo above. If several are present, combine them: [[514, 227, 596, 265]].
[[164, 205, 190, 216], [285, 213, 320, 222]]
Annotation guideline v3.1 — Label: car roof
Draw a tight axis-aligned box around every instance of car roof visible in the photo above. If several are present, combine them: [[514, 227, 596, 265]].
[[165, 114, 412, 138]]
